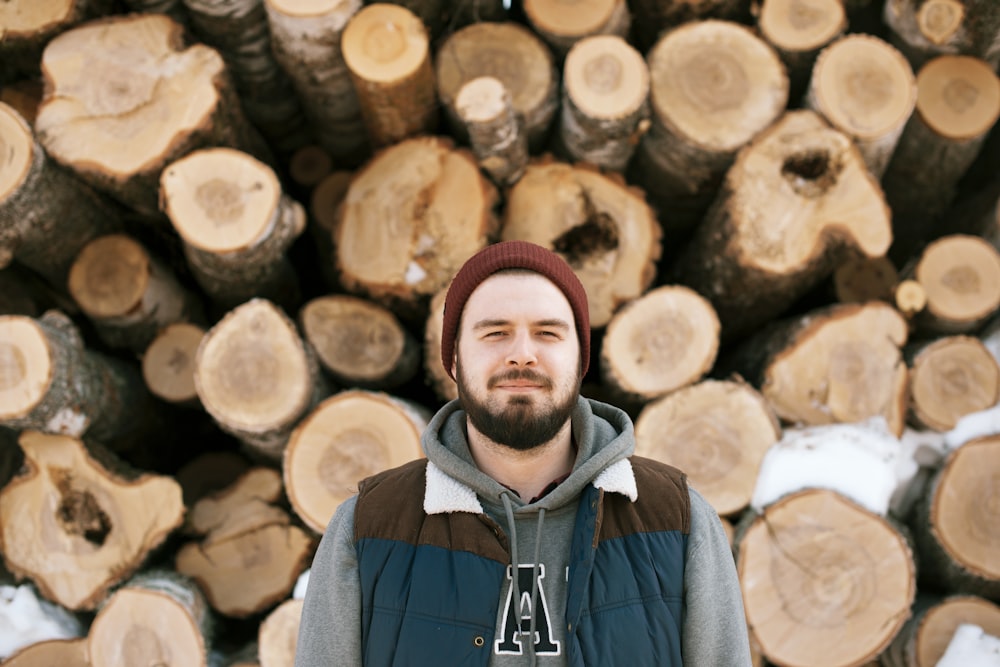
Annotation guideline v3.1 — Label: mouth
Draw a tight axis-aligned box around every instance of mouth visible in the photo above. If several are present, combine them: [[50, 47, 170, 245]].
[[488, 371, 552, 392]]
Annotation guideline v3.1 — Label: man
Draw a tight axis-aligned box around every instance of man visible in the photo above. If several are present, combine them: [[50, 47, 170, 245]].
[[296, 240, 752, 666]]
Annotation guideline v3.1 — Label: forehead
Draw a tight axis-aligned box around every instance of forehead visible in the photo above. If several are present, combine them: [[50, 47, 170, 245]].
[[461, 272, 574, 324]]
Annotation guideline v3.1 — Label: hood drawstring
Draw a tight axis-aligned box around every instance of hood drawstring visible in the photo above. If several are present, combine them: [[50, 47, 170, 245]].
[[500, 491, 547, 666]]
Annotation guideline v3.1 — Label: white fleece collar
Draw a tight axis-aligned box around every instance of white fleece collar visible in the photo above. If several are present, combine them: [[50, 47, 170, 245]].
[[423, 458, 638, 515]]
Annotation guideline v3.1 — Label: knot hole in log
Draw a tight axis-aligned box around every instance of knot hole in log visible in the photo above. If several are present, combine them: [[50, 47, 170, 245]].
[[53, 469, 111, 546], [553, 192, 620, 267], [781, 150, 841, 198]]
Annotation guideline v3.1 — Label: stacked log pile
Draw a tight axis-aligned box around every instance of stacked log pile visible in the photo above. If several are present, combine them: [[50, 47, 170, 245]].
[[2, 0, 1000, 665]]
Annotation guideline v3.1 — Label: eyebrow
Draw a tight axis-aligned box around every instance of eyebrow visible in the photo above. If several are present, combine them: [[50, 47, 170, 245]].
[[471, 318, 572, 331]]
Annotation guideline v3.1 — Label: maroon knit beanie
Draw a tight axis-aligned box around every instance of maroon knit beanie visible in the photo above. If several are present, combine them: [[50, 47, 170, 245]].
[[441, 240, 590, 380]]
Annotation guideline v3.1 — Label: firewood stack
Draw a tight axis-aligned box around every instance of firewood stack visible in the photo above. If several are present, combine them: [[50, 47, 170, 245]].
[[2, 0, 1000, 664]]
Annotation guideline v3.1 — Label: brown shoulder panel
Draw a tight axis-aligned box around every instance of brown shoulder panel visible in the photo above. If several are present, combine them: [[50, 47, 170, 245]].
[[598, 456, 690, 542], [354, 459, 509, 564]]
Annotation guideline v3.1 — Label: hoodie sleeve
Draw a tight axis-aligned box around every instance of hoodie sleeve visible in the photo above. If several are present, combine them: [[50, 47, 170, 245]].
[[682, 487, 753, 666], [295, 496, 362, 667]]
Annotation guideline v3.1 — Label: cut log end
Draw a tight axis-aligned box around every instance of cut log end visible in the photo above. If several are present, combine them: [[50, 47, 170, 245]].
[[564, 35, 648, 121], [456, 76, 508, 125], [142, 322, 205, 404], [916, 597, 1000, 667], [284, 390, 424, 533], [68, 234, 150, 319], [915, 235, 1000, 332], [758, 0, 846, 53], [524, 0, 619, 38], [195, 299, 313, 433], [342, 4, 428, 84], [0, 102, 33, 201], [258, 598, 303, 666], [161, 148, 282, 253], [3, 638, 89, 667], [738, 489, 915, 667], [0, 315, 52, 420], [917, 0, 965, 46], [910, 336, 1000, 432], [635, 380, 779, 516], [309, 170, 353, 235], [916, 56, 1000, 141]]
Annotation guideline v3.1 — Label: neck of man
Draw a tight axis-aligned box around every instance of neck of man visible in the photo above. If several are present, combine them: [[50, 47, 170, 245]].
[[466, 418, 576, 503]]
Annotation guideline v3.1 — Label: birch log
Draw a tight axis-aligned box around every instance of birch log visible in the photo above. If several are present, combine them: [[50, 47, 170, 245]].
[[264, 0, 368, 165], [0, 431, 184, 611], [806, 34, 917, 178], [0, 101, 121, 288], [671, 110, 892, 339], [631, 20, 789, 231], [34, 13, 270, 219], [455, 77, 529, 187], [501, 160, 661, 327], [161, 147, 306, 310], [194, 299, 329, 462], [341, 3, 438, 148]]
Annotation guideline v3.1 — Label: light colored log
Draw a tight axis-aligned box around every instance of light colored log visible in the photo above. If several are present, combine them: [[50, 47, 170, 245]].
[[334, 137, 497, 319], [756, 0, 846, 100], [884, 0, 1000, 70], [436, 21, 558, 152], [631, 20, 789, 231], [308, 169, 352, 289], [142, 322, 206, 405], [194, 299, 329, 462], [455, 76, 529, 187], [558, 35, 649, 172], [600, 285, 719, 404], [908, 336, 1000, 432], [736, 489, 915, 667], [806, 34, 917, 178], [35, 13, 270, 218], [502, 160, 661, 327], [161, 147, 306, 309], [284, 390, 426, 534], [264, 0, 368, 165], [0, 101, 121, 287], [258, 598, 303, 667], [523, 0, 630, 58], [634, 379, 779, 517], [0, 431, 184, 611], [67, 234, 202, 352], [423, 287, 456, 403], [3, 638, 88, 667], [910, 234, 1000, 334], [884, 595, 1000, 667], [341, 3, 437, 148], [671, 110, 891, 339], [0, 0, 113, 81]]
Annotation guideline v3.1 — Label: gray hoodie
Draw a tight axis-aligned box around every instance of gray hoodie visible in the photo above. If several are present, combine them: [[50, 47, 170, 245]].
[[295, 397, 753, 666]]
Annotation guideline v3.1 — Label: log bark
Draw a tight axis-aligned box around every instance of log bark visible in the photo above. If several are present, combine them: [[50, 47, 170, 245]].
[[882, 55, 1000, 263], [0, 311, 160, 447], [628, 0, 750, 52], [299, 295, 419, 389], [67, 234, 203, 352], [724, 301, 910, 436], [0, 431, 184, 611], [142, 322, 206, 406], [334, 137, 497, 320], [736, 489, 916, 667], [0, 101, 121, 288], [908, 336, 1000, 432], [909, 234, 1000, 334], [523, 0, 630, 59], [34, 13, 271, 219], [755, 0, 846, 103], [161, 147, 306, 310], [435, 21, 558, 152], [341, 3, 438, 148], [258, 598, 303, 667], [884, 0, 1000, 70], [600, 285, 719, 404], [910, 435, 1000, 601], [264, 0, 368, 165], [283, 390, 427, 534], [88, 570, 212, 667], [557, 35, 649, 173], [194, 299, 329, 462], [182, 0, 312, 157], [634, 379, 780, 516], [630, 20, 789, 232], [0, 0, 113, 82], [176, 467, 314, 617], [805, 34, 917, 178], [883, 594, 1000, 667], [671, 110, 892, 339], [3, 638, 89, 667], [501, 160, 661, 327], [455, 77, 529, 187]]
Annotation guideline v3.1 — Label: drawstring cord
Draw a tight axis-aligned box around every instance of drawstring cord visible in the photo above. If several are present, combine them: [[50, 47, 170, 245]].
[[501, 491, 547, 666]]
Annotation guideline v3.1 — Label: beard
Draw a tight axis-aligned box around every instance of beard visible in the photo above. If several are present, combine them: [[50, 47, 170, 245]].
[[456, 365, 580, 451]]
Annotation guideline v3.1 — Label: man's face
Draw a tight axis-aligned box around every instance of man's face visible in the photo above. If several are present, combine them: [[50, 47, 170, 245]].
[[453, 271, 582, 451]]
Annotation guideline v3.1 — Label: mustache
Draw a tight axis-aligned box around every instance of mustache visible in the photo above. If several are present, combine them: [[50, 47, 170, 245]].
[[488, 369, 554, 389]]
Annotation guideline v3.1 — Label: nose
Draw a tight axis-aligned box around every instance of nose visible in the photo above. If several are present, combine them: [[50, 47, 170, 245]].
[[505, 330, 537, 367]]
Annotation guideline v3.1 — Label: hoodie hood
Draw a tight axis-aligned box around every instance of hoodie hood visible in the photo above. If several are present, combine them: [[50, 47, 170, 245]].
[[421, 396, 638, 515]]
